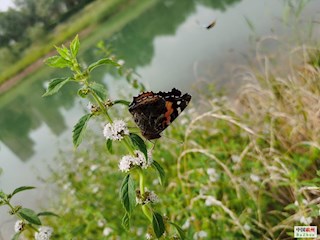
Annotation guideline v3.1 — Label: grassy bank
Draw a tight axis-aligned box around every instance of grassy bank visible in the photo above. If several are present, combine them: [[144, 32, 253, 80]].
[[0, 0, 149, 85], [38, 45, 320, 239]]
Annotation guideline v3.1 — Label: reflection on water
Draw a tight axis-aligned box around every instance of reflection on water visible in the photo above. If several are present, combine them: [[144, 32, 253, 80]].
[[0, 0, 244, 163], [0, 0, 319, 236]]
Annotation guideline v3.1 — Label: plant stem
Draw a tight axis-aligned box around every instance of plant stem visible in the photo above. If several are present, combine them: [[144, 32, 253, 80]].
[[138, 170, 152, 222]]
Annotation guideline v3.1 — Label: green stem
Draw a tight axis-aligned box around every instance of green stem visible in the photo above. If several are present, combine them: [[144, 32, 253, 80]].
[[142, 205, 153, 223], [123, 137, 135, 156], [139, 169, 145, 195], [138, 170, 152, 222], [90, 90, 112, 123]]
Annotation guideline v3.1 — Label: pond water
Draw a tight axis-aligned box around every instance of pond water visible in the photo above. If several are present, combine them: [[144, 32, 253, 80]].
[[0, 0, 319, 238]]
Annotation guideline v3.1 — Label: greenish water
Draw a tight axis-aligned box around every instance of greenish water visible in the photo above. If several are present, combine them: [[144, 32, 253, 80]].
[[0, 0, 319, 237]]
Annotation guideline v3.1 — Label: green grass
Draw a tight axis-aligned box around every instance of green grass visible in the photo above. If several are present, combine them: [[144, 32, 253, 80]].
[[32, 46, 320, 240]]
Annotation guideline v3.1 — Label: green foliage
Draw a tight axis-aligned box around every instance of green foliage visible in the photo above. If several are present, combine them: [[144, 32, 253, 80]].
[[18, 208, 42, 225], [120, 174, 136, 215], [152, 212, 165, 238], [89, 82, 107, 101], [42, 77, 71, 96], [11, 186, 35, 197], [151, 161, 165, 186], [72, 113, 92, 148], [129, 133, 148, 160]]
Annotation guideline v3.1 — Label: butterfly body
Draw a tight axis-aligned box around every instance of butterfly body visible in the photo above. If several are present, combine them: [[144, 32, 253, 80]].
[[129, 88, 191, 140]]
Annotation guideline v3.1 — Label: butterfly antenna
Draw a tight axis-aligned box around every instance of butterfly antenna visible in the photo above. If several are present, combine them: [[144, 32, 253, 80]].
[[161, 134, 184, 145]]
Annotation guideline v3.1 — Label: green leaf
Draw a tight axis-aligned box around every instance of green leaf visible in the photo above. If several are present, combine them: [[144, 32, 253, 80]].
[[87, 58, 120, 72], [37, 211, 59, 218], [169, 222, 185, 240], [11, 186, 35, 197], [129, 133, 147, 160], [70, 35, 80, 57], [0, 190, 5, 199], [55, 45, 71, 60], [18, 208, 41, 225], [42, 77, 70, 97], [106, 139, 113, 154], [122, 213, 130, 231], [152, 161, 165, 185], [45, 55, 71, 68], [120, 174, 136, 214], [72, 114, 92, 148], [11, 232, 21, 240], [90, 82, 107, 101], [152, 212, 165, 238], [113, 100, 130, 106]]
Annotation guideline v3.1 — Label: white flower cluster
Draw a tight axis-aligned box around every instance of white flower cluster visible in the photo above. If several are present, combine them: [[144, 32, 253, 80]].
[[137, 190, 159, 205], [119, 150, 153, 172], [300, 216, 313, 225], [206, 168, 219, 182], [35, 226, 53, 240], [193, 230, 208, 240], [14, 220, 24, 233], [103, 120, 129, 141]]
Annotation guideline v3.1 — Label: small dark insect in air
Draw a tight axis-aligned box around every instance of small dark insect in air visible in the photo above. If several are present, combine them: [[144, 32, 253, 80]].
[[206, 20, 216, 29], [196, 19, 216, 30]]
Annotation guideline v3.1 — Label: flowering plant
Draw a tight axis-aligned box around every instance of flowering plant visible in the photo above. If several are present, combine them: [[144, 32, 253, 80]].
[[42, 35, 184, 239], [0, 187, 57, 239]]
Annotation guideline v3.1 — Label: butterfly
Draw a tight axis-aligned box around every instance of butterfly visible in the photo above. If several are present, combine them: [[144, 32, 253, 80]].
[[129, 88, 191, 140]]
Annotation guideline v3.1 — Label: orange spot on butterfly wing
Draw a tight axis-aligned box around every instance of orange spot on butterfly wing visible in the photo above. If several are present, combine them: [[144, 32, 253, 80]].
[[164, 101, 174, 125]]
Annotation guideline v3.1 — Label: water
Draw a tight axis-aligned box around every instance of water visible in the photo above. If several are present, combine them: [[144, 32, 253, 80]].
[[0, 0, 319, 237]]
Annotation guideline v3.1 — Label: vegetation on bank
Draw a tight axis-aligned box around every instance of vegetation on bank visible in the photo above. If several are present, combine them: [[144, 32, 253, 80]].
[[35, 39, 319, 239], [0, 0, 143, 84]]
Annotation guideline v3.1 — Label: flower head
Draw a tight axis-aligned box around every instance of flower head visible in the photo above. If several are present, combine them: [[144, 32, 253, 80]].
[[103, 227, 113, 236], [35, 226, 53, 240], [137, 190, 159, 205], [207, 168, 219, 182], [300, 216, 312, 225], [119, 150, 152, 172], [103, 120, 129, 141], [14, 220, 24, 233], [193, 230, 208, 239]]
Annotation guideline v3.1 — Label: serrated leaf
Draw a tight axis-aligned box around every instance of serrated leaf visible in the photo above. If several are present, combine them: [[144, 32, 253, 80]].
[[169, 222, 185, 240], [72, 114, 92, 148], [90, 82, 107, 101], [113, 100, 130, 106], [120, 174, 136, 214], [129, 133, 147, 160], [152, 212, 165, 238], [87, 58, 120, 72], [18, 208, 41, 225], [11, 232, 21, 240], [42, 77, 70, 97], [11, 186, 35, 197], [45, 55, 71, 68], [152, 161, 165, 185], [122, 213, 130, 231], [70, 35, 80, 57], [55, 45, 71, 60], [37, 211, 59, 218], [106, 139, 113, 154]]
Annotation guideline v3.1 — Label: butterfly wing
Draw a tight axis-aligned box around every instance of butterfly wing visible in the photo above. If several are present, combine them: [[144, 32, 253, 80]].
[[129, 89, 192, 140]]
